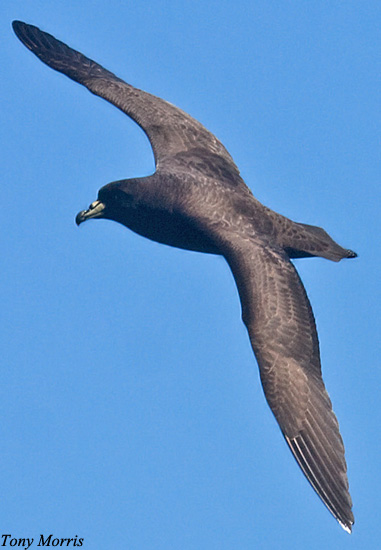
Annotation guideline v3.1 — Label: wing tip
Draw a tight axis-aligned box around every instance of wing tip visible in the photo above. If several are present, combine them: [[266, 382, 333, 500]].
[[339, 518, 353, 534], [12, 20, 37, 51], [12, 19, 23, 29], [284, 433, 354, 533], [12, 19, 28, 37]]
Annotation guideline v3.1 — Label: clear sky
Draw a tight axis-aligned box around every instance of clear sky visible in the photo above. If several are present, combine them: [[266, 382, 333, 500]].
[[2, 1, 379, 549]]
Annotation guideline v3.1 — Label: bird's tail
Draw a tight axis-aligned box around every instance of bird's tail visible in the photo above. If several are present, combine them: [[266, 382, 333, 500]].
[[279, 220, 357, 262]]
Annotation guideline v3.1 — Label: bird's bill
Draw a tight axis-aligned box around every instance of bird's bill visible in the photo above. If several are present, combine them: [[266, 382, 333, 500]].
[[75, 200, 106, 225]]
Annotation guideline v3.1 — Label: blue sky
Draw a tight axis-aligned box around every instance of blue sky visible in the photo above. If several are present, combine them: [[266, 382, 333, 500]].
[[2, 1, 379, 548]]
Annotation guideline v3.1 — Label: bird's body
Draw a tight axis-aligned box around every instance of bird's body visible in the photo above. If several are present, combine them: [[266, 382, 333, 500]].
[[13, 21, 356, 532]]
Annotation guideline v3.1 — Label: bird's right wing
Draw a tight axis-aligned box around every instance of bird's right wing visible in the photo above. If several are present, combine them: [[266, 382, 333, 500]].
[[12, 21, 235, 169], [224, 240, 354, 531]]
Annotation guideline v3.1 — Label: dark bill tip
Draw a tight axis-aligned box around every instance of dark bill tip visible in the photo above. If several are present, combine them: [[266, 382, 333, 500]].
[[75, 210, 87, 226], [75, 201, 106, 226]]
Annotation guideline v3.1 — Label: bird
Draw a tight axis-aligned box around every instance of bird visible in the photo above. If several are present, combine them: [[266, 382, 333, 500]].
[[12, 20, 356, 532]]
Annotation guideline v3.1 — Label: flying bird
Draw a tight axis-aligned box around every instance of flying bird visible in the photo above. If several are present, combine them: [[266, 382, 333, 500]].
[[13, 20, 356, 532]]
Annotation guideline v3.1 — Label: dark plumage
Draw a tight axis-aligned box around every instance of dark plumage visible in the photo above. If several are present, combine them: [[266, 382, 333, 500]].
[[13, 20, 356, 532]]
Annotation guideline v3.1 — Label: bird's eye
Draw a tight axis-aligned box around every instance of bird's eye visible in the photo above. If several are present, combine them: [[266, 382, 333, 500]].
[[112, 190, 131, 203]]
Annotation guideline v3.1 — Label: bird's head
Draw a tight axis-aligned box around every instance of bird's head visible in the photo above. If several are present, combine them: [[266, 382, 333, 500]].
[[75, 182, 136, 226]]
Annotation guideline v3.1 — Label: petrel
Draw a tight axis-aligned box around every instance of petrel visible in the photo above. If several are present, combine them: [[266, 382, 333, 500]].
[[13, 20, 356, 532]]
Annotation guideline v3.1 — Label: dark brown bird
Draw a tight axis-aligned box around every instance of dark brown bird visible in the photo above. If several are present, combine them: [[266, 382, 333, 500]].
[[13, 20, 356, 532]]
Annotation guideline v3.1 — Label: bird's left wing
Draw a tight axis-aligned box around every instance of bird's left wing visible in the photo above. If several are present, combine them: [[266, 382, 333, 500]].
[[12, 21, 235, 169], [224, 240, 354, 531]]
